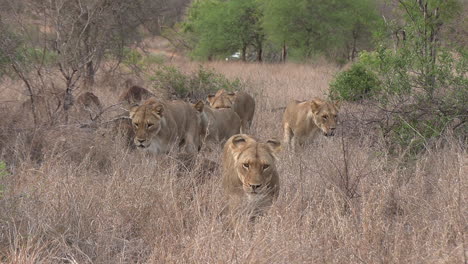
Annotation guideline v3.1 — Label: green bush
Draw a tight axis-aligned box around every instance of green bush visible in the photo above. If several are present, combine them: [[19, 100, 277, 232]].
[[0, 161, 7, 198], [335, 0, 468, 159], [122, 48, 164, 71], [329, 63, 381, 101], [150, 65, 243, 100]]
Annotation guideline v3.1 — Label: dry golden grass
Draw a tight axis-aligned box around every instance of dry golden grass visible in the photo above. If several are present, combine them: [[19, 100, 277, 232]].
[[0, 61, 466, 263]]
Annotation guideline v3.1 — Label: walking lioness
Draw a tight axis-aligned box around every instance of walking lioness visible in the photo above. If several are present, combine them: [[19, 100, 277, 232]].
[[283, 98, 340, 151], [129, 98, 201, 154], [207, 89, 255, 133], [222, 134, 281, 216], [193, 101, 241, 148]]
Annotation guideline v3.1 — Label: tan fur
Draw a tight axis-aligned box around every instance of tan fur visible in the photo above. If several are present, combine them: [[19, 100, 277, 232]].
[[129, 98, 201, 154], [222, 134, 281, 214], [207, 89, 255, 133], [193, 101, 241, 148], [118, 85, 154, 105], [282, 98, 340, 151], [75, 92, 103, 121], [76, 92, 102, 109]]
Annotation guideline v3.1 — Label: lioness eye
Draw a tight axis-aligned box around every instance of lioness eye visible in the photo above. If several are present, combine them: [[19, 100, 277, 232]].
[[147, 123, 154, 128], [323, 115, 328, 120], [242, 163, 249, 169], [133, 123, 139, 128], [263, 164, 270, 170]]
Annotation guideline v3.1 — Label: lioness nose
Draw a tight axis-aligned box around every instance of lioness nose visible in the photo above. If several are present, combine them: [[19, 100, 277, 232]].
[[250, 184, 261, 191], [136, 138, 145, 143]]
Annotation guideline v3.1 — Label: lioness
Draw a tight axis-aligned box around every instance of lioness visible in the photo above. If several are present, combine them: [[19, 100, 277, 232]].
[[129, 98, 201, 154], [282, 98, 340, 151], [222, 134, 281, 216], [118, 85, 154, 105], [207, 89, 255, 133], [193, 101, 241, 147]]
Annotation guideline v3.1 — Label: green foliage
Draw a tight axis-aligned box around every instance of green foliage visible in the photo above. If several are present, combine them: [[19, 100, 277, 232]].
[[329, 63, 381, 101], [183, 0, 264, 61], [258, 0, 381, 61], [1, 25, 58, 77], [0, 161, 7, 198], [354, 0, 467, 157], [150, 65, 242, 99], [122, 48, 164, 71], [391, 113, 451, 157]]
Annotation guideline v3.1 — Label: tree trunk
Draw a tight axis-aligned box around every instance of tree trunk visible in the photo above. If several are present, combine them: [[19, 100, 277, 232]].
[[241, 46, 247, 62], [257, 45, 262, 62], [281, 41, 287, 63], [351, 30, 358, 61], [85, 60, 95, 88]]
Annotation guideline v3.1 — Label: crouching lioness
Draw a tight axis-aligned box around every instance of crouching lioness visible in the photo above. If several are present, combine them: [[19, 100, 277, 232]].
[[222, 134, 281, 216], [207, 89, 255, 133], [193, 101, 241, 148], [283, 98, 340, 151], [129, 98, 201, 154]]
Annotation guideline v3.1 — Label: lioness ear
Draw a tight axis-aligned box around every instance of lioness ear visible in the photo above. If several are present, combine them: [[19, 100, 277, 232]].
[[266, 139, 282, 154], [334, 100, 341, 110], [129, 104, 139, 119], [207, 94, 215, 105], [215, 89, 225, 97], [226, 92, 236, 102], [230, 134, 250, 150], [150, 104, 164, 116], [310, 100, 323, 114], [194, 100, 204, 112]]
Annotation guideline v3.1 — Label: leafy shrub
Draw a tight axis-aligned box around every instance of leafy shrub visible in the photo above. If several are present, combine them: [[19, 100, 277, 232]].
[[331, 0, 468, 158], [150, 65, 243, 100], [329, 63, 381, 101], [121, 48, 164, 71], [0, 161, 7, 198]]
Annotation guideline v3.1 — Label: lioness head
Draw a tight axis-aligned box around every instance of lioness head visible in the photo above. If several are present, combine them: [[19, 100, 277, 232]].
[[227, 134, 281, 196], [207, 89, 236, 109], [310, 99, 340, 137], [129, 98, 165, 149], [193, 100, 208, 133]]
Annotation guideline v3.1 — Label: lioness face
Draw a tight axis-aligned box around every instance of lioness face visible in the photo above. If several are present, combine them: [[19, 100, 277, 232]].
[[207, 90, 236, 109], [129, 101, 164, 149], [310, 100, 340, 137], [230, 135, 281, 196]]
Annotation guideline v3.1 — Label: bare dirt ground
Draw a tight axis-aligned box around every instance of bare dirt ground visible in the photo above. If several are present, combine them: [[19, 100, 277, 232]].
[[0, 58, 466, 263]]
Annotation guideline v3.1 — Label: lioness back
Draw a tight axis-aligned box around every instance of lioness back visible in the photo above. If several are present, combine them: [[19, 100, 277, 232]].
[[207, 90, 255, 133], [194, 101, 241, 146], [283, 98, 340, 151], [222, 134, 281, 213], [118, 85, 154, 105], [130, 98, 200, 154]]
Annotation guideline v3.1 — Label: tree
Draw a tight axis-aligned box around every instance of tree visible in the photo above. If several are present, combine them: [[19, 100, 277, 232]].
[[0, 0, 174, 125], [333, 0, 467, 156], [259, 0, 380, 62], [183, 0, 265, 61]]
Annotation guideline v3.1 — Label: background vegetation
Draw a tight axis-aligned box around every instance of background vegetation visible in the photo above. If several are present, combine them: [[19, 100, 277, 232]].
[[0, 0, 466, 263]]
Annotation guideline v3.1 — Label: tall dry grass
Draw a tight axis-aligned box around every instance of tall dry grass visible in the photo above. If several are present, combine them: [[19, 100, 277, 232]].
[[0, 61, 466, 263]]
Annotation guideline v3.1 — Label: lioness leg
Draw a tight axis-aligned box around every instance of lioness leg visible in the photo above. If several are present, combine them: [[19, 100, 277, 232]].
[[283, 123, 294, 150], [240, 119, 250, 134], [183, 133, 199, 153]]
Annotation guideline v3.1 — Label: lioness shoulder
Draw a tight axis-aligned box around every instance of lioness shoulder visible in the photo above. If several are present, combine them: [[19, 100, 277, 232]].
[[207, 89, 255, 133], [222, 134, 281, 212], [129, 98, 201, 154], [282, 98, 340, 151]]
